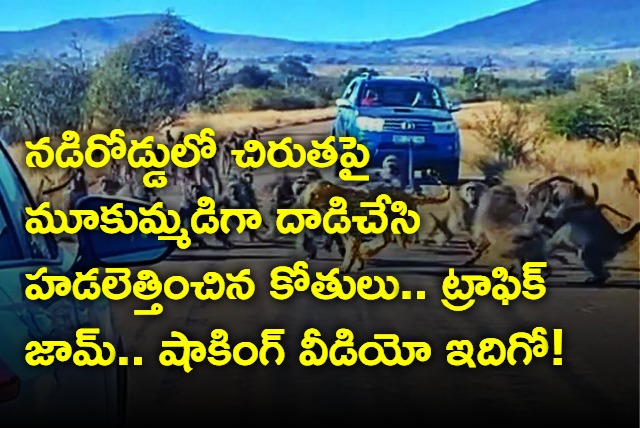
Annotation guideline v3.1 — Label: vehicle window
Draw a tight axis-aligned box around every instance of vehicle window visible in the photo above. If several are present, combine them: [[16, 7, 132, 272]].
[[358, 82, 447, 109], [0, 203, 21, 261], [0, 149, 56, 260]]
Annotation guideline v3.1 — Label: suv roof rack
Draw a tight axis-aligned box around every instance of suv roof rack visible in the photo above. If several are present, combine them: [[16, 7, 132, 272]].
[[360, 72, 373, 79]]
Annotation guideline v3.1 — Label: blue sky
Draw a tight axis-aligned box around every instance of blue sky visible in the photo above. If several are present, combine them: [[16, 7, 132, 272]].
[[0, 0, 536, 41]]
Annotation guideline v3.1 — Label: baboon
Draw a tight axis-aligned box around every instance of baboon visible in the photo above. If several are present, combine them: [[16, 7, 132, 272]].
[[266, 174, 297, 239], [539, 204, 640, 283], [464, 183, 569, 273], [67, 168, 88, 211], [220, 131, 241, 177], [248, 126, 260, 140], [292, 176, 310, 197], [417, 181, 488, 246], [166, 129, 186, 184], [302, 167, 323, 182], [465, 184, 525, 264], [199, 155, 223, 196], [238, 171, 268, 242], [366, 154, 403, 189], [291, 168, 342, 260], [178, 174, 204, 247], [241, 127, 261, 170], [523, 174, 631, 224], [166, 129, 175, 146], [622, 168, 640, 196]]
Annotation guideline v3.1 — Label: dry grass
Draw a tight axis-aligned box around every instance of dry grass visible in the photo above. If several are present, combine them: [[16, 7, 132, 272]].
[[312, 64, 549, 80], [455, 102, 639, 265], [169, 107, 335, 136]]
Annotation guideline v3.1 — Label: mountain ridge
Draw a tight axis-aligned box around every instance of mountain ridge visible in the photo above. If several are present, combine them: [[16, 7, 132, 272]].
[[0, 0, 638, 63]]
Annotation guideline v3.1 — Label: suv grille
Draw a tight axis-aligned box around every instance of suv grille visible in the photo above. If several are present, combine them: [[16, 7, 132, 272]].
[[383, 118, 435, 133]]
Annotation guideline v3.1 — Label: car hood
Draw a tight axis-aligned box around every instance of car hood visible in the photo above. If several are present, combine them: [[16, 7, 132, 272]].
[[356, 107, 453, 121]]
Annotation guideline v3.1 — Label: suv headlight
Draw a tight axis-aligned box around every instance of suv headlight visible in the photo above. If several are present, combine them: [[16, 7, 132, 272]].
[[433, 121, 457, 134], [355, 116, 385, 132]]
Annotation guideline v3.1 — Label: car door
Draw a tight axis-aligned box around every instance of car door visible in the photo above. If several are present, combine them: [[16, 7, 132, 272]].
[[0, 146, 69, 381], [0, 144, 122, 422]]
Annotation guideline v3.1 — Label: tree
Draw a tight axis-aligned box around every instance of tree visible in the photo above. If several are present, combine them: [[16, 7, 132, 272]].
[[300, 54, 314, 64], [277, 57, 314, 88], [544, 62, 575, 93], [127, 11, 193, 108], [85, 45, 171, 131], [0, 41, 90, 142], [462, 66, 478, 79], [189, 43, 228, 103], [456, 66, 502, 101], [234, 65, 274, 89]]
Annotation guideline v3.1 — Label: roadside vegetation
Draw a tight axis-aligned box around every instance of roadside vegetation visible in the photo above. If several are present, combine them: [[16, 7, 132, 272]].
[[460, 62, 640, 255], [0, 12, 343, 144], [0, 12, 637, 241]]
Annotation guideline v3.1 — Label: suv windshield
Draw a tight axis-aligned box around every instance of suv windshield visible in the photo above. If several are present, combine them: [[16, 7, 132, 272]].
[[358, 81, 447, 109]]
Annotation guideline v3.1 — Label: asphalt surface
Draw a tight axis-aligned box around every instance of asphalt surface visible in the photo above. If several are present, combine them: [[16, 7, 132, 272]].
[[111, 120, 640, 423]]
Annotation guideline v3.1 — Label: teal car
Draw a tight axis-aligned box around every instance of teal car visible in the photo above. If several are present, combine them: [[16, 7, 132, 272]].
[[332, 73, 461, 190], [0, 139, 175, 424]]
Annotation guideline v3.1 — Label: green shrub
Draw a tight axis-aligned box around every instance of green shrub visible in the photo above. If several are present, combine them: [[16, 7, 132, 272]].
[[542, 65, 640, 145]]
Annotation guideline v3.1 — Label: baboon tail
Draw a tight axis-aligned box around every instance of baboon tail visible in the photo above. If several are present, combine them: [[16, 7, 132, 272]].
[[591, 182, 599, 202], [42, 176, 73, 195], [598, 203, 632, 222], [620, 222, 640, 246]]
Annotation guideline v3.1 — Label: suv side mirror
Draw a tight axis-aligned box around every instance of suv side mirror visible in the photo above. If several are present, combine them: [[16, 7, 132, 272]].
[[336, 98, 352, 108], [448, 99, 462, 112], [73, 195, 175, 269]]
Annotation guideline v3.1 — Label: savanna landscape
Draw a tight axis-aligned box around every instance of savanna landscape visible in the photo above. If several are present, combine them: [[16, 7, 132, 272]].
[[1, 1, 639, 424]]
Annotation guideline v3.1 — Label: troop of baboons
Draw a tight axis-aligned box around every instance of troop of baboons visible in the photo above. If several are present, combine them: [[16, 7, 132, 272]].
[[34, 128, 639, 283], [296, 167, 639, 283]]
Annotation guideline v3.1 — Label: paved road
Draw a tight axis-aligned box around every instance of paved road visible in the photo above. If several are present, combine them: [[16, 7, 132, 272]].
[[113, 120, 639, 423]]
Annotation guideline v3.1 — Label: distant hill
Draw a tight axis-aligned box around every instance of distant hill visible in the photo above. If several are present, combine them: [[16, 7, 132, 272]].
[[0, 0, 639, 65], [0, 14, 325, 61], [396, 0, 640, 48]]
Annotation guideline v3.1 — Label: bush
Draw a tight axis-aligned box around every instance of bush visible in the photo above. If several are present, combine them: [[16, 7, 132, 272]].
[[542, 92, 608, 142], [475, 102, 545, 167], [306, 76, 342, 104], [233, 65, 274, 89], [500, 86, 549, 103], [543, 63, 640, 145]]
